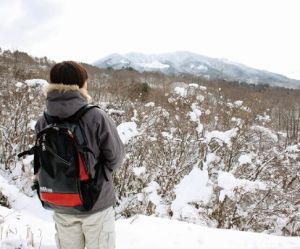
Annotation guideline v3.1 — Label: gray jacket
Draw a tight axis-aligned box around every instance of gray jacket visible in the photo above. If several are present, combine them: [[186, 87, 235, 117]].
[[35, 84, 124, 214]]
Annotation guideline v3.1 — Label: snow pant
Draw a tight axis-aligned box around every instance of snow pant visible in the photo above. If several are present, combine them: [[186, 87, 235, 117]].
[[53, 207, 116, 249]]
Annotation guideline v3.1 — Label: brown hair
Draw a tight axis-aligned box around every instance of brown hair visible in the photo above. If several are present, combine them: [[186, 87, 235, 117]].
[[50, 61, 88, 88]]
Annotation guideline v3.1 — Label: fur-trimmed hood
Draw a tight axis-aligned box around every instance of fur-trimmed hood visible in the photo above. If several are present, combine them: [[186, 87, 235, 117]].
[[44, 83, 92, 118], [44, 83, 92, 103]]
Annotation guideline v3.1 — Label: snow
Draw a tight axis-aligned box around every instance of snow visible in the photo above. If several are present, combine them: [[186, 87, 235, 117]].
[[132, 166, 146, 176], [21, 155, 34, 166], [117, 122, 139, 144], [203, 153, 218, 170], [24, 79, 48, 87], [107, 109, 125, 115], [0, 175, 54, 248], [172, 167, 212, 218], [144, 181, 166, 216], [257, 114, 271, 122], [188, 83, 199, 88], [161, 131, 173, 139], [286, 144, 299, 153], [174, 87, 187, 97], [188, 103, 201, 122], [251, 125, 278, 142], [1, 174, 300, 249], [29, 120, 37, 131], [189, 103, 203, 134], [197, 64, 208, 71], [117, 215, 300, 249], [139, 61, 169, 69], [3, 75, 300, 248], [196, 94, 205, 102], [234, 100, 243, 107], [0, 175, 52, 220], [15, 82, 23, 88], [0, 205, 55, 249], [205, 128, 238, 145], [145, 102, 155, 107], [238, 154, 252, 164], [218, 171, 267, 201], [205, 109, 211, 115]]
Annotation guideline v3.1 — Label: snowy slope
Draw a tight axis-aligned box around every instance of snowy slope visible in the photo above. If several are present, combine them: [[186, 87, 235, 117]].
[[1, 175, 300, 249], [1, 205, 300, 249], [94, 51, 300, 88]]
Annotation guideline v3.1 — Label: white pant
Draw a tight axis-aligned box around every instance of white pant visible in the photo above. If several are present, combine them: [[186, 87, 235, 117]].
[[53, 207, 116, 249]]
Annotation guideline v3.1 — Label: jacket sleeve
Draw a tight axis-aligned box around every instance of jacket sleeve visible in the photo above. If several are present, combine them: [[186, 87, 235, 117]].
[[97, 110, 125, 171]]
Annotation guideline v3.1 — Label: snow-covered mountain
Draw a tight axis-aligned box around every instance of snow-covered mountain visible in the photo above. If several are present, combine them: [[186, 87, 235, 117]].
[[94, 51, 300, 88]]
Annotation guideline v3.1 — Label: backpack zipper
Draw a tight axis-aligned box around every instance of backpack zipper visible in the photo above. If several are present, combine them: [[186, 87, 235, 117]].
[[44, 144, 71, 166]]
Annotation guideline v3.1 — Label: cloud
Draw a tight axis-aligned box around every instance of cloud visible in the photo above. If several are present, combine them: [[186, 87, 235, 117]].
[[1, 0, 300, 79], [0, 0, 63, 49]]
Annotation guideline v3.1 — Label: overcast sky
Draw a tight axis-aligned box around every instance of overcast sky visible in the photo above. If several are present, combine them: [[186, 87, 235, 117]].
[[1, 0, 300, 79]]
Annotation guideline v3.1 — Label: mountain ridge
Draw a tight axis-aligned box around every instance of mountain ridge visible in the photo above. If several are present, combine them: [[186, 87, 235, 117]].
[[94, 51, 300, 88]]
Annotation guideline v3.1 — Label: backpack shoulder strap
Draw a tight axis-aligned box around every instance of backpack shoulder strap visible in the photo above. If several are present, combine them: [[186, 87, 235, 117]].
[[43, 112, 59, 124], [44, 104, 100, 124], [67, 104, 100, 122]]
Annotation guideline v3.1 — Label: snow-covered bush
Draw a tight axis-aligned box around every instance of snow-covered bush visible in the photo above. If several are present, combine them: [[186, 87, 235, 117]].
[[0, 79, 46, 194], [1, 69, 300, 236]]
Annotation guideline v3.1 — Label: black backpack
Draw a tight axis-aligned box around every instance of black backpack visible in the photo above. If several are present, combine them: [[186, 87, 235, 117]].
[[18, 104, 107, 213]]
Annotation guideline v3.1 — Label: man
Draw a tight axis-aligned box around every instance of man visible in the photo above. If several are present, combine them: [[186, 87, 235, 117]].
[[35, 61, 124, 249]]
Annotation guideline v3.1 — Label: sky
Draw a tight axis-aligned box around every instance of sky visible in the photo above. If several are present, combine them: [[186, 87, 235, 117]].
[[0, 0, 300, 79]]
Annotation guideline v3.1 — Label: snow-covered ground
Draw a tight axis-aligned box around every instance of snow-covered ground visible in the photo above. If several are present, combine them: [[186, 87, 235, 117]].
[[1, 81, 300, 248], [1, 175, 300, 249]]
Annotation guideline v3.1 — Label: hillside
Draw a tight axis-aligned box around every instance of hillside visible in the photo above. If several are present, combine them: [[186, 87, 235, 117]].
[[94, 51, 300, 88], [1, 49, 300, 249]]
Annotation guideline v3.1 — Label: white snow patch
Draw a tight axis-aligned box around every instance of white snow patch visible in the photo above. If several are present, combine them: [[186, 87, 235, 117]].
[[174, 87, 187, 97], [107, 109, 125, 115], [189, 103, 203, 134], [205, 128, 238, 145], [172, 167, 212, 218], [189, 103, 201, 122], [238, 154, 252, 165], [133, 167, 146, 176], [25, 79, 48, 87], [22, 155, 34, 166], [251, 125, 278, 142], [15, 82, 23, 88], [145, 102, 155, 107], [196, 94, 205, 102], [117, 122, 139, 144], [257, 114, 271, 122], [234, 100, 243, 107], [145, 181, 166, 216], [140, 61, 169, 69], [218, 171, 267, 201], [188, 83, 199, 88], [197, 64, 208, 71], [29, 120, 37, 131], [286, 145, 299, 153], [161, 131, 173, 139], [205, 109, 211, 115], [203, 153, 218, 170]]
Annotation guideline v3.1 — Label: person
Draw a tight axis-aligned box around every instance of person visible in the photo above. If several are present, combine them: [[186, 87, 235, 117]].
[[35, 61, 124, 249]]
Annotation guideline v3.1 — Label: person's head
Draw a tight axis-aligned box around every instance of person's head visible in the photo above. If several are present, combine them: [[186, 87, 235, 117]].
[[50, 61, 88, 88]]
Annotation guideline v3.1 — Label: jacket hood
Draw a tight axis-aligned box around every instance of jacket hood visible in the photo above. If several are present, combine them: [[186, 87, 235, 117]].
[[44, 83, 92, 118]]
